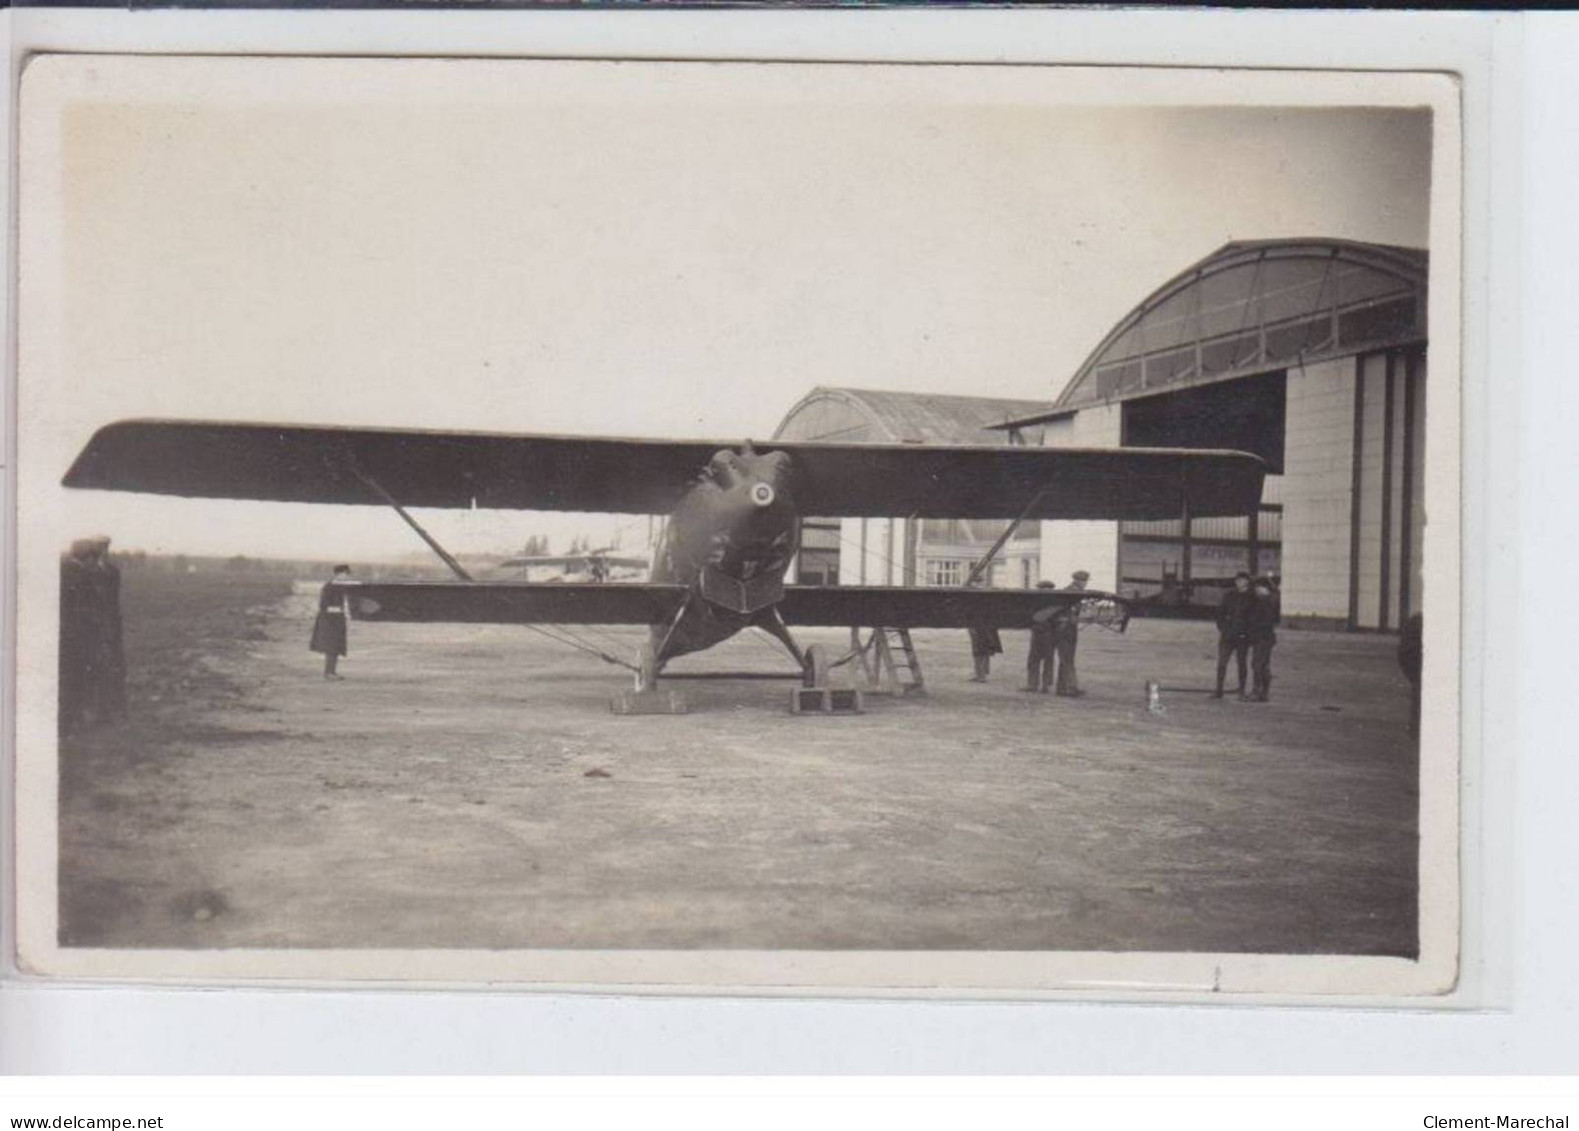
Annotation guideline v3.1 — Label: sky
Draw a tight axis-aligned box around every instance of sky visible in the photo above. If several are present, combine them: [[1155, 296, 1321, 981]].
[[20, 57, 1436, 562]]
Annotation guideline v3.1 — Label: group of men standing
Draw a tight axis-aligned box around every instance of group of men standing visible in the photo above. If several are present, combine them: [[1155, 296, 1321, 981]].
[[59, 536, 126, 734], [966, 569, 1090, 697], [1212, 570, 1281, 702], [1024, 570, 1088, 696]]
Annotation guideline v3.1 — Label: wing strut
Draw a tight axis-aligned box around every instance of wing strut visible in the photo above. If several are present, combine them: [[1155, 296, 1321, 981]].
[[964, 489, 1047, 586], [347, 460, 474, 581]]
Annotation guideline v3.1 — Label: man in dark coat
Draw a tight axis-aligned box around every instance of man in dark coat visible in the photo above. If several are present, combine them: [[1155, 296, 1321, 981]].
[[1023, 581, 1059, 692], [1247, 576, 1280, 702], [967, 624, 1002, 682], [1213, 571, 1255, 700], [310, 564, 353, 679], [1050, 569, 1089, 697], [965, 574, 1001, 682]]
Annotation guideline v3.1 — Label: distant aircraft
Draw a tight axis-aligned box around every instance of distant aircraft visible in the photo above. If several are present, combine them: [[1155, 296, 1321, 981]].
[[498, 547, 649, 584], [64, 420, 1265, 697]]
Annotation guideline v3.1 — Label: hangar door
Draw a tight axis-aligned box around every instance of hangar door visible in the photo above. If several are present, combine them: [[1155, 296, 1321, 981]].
[[1118, 372, 1284, 604]]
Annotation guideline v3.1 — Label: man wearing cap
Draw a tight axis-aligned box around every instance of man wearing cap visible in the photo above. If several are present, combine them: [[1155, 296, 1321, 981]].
[[310, 564, 354, 680], [1050, 569, 1089, 697], [1213, 571, 1255, 700], [1023, 580, 1060, 692]]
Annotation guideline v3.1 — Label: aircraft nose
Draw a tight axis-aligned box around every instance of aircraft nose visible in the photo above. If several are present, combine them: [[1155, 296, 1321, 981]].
[[749, 482, 775, 508]]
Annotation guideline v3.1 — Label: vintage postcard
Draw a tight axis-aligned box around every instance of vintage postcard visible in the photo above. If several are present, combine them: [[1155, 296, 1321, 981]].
[[11, 55, 1461, 996]]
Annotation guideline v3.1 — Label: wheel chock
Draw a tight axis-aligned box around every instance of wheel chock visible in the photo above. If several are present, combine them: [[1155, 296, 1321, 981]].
[[789, 687, 864, 715], [610, 689, 689, 715]]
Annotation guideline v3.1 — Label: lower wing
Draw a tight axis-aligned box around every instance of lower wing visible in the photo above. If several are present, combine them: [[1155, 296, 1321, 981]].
[[337, 581, 684, 625], [336, 580, 1126, 633], [779, 585, 1128, 631]]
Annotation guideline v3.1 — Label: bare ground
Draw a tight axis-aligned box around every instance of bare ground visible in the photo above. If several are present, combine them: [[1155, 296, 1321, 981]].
[[58, 570, 1418, 954]]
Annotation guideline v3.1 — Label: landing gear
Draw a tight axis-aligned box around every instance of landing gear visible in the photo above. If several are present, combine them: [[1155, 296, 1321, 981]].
[[803, 643, 830, 690], [634, 640, 659, 694], [787, 641, 862, 715], [611, 638, 688, 715]]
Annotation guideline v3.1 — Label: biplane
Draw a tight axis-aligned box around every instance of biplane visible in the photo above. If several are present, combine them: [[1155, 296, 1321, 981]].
[[63, 420, 1265, 707]]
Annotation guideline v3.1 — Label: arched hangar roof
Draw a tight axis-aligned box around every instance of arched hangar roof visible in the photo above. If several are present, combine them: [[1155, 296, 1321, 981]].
[[774, 386, 1059, 446], [1052, 238, 1428, 413]]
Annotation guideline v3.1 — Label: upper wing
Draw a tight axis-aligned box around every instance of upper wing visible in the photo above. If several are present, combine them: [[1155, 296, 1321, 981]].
[[339, 580, 683, 625], [779, 585, 1124, 631], [779, 441, 1261, 521], [65, 419, 1264, 520]]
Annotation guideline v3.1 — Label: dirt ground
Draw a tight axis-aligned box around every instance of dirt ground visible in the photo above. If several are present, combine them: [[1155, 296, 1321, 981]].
[[58, 568, 1418, 955]]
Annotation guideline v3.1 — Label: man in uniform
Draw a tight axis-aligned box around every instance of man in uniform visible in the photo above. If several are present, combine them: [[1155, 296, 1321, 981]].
[[1023, 581, 1059, 692], [1213, 571, 1255, 700], [1050, 569, 1089, 697], [1247, 576, 1280, 702], [310, 564, 353, 679]]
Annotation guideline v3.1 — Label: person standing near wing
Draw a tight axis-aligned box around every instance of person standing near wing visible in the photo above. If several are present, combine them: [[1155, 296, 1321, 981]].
[[1050, 569, 1089, 698], [1023, 580, 1059, 693], [1247, 576, 1280, 702], [1212, 571, 1255, 700], [964, 574, 1002, 682], [310, 564, 353, 680]]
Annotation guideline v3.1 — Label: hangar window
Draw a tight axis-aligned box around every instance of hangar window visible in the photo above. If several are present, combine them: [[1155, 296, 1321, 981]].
[[1144, 346, 1197, 387], [1338, 296, 1417, 349], [1200, 333, 1262, 377], [1264, 315, 1334, 362], [925, 559, 966, 587]]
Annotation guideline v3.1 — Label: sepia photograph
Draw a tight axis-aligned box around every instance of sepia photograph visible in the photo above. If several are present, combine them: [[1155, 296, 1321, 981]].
[[13, 55, 1460, 994]]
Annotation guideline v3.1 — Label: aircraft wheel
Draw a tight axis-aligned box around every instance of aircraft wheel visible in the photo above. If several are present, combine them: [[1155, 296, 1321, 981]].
[[635, 641, 659, 693], [803, 643, 830, 689]]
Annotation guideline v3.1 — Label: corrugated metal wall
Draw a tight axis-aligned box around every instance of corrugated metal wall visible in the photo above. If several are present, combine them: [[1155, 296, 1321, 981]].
[[1352, 347, 1426, 629], [1279, 356, 1358, 621]]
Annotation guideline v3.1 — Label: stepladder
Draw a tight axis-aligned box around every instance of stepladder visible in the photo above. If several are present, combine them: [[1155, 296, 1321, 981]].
[[848, 626, 927, 698]]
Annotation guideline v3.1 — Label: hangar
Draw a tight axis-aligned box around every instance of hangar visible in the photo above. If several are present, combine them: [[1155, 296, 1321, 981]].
[[776, 237, 1429, 632]]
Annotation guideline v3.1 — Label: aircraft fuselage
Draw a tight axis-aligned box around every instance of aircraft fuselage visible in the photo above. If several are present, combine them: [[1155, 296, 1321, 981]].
[[648, 446, 801, 665]]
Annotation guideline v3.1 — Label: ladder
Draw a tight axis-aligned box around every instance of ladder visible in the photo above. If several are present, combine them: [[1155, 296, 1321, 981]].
[[849, 627, 927, 698]]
